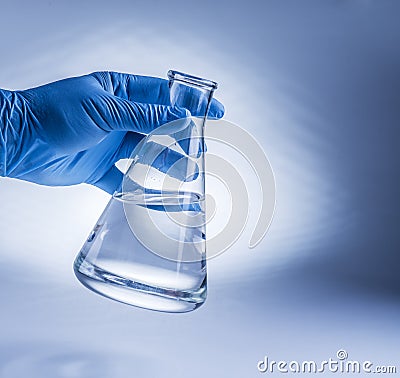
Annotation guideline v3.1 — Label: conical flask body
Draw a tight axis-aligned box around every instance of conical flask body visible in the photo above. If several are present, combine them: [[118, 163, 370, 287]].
[[74, 190, 207, 312]]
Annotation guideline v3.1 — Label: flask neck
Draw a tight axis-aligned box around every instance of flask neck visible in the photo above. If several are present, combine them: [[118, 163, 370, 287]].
[[168, 70, 217, 120]]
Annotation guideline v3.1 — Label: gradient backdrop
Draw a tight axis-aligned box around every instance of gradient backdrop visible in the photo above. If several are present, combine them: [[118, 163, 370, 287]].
[[0, 1, 399, 377]]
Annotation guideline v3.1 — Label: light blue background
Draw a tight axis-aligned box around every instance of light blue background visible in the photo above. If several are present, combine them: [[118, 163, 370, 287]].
[[0, 1, 399, 377]]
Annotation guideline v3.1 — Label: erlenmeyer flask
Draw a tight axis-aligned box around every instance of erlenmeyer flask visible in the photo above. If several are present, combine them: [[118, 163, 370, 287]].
[[74, 70, 218, 313]]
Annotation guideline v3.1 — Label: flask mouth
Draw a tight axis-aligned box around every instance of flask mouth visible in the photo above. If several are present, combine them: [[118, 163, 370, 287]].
[[168, 70, 218, 90]]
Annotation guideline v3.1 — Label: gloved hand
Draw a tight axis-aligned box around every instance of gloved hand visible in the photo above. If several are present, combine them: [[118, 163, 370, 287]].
[[0, 72, 224, 194]]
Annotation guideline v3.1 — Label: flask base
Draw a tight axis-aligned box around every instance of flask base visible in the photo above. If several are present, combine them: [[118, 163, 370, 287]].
[[74, 260, 207, 313]]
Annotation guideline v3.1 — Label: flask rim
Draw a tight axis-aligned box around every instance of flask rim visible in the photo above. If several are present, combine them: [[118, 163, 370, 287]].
[[167, 70, 218, 90]]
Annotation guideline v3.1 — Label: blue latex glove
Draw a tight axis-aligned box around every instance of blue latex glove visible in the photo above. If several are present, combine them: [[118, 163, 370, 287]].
[[0, 72, 224, 194]]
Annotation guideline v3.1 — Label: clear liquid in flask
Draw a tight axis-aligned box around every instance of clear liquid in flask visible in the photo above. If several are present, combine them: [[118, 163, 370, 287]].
[[74, 191, 207, 313]]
